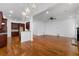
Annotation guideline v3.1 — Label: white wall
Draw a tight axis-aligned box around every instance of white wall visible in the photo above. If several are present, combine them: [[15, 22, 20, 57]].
[[33, 20, 45, 36], [33, 17, 77, 38], [45, 18, 76, 38]]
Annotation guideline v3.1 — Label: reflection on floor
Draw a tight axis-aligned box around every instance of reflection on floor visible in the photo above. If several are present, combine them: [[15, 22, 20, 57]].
[[0, 35, 79, 56]]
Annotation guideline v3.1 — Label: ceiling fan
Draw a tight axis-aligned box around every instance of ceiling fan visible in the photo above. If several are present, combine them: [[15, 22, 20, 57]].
[[49, 17, 56, 20]]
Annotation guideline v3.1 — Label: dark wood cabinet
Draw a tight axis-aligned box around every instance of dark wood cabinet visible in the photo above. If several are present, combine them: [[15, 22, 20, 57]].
[[12, 23, 19, 30], [0, 12, 7, 48], [0, 12, 3, 29], [0, 12, 7, 33], [26, 22, 30, 30], [0, 34, 7, 47], [11, 23, 25, 31], [0, 19, 7, 33], [11, 23, 25, 36]]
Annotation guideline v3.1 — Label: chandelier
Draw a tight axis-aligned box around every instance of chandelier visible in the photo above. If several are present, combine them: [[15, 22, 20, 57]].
[[22, 3, 36, 18]]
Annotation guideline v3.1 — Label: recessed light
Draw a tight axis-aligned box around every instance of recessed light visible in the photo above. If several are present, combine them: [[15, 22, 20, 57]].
[[26, 16, 30, 18], [32, 3, 36, 8], [3, 15, 7, 18], [22, 12, 26, 16], [46, 11, 49, 14], [69, 15, 73, 18], [9, 14, 11, 17], [10, 10, 13, 14], [2, 22, 5, 25]]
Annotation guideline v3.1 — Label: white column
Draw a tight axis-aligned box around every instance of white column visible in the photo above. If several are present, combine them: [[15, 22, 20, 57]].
[[30, 16, 33, 41], [7, 19, 12, 45], [7, 19, 11, 38]]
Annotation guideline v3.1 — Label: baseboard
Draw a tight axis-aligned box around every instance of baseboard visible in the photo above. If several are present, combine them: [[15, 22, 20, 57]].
[[33, 34, 75, 39]]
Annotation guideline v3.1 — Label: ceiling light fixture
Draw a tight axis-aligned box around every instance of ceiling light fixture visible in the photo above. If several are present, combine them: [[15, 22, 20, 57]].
[[25, 7, 31, 15], [46, 11, 49, 14], [22, 3, 36, 19], [49, 17, 56, 20]]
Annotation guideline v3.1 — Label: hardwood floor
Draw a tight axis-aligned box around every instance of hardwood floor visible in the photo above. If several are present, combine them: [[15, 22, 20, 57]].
[[0, 35, 79, 56]]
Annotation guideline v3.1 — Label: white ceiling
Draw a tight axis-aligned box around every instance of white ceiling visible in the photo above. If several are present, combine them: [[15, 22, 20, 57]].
[[34, 3, 79, 22], [0, 3, 56, 21], [1, 3, 79, 25]]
